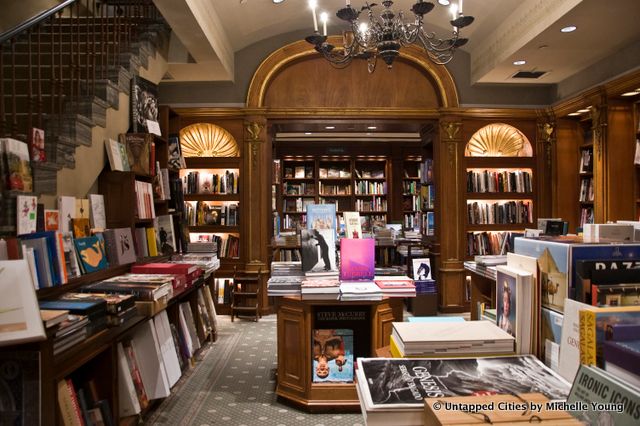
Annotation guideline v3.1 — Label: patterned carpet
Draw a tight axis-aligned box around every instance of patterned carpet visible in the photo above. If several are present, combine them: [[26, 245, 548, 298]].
[[146, 315, 364, 426]]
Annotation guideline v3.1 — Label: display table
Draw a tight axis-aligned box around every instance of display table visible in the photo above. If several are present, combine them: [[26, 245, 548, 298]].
[[275, 296, 403, 412]]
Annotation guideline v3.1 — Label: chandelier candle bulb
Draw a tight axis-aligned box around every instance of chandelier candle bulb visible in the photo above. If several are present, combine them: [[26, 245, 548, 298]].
[[309, 0, 318, 32], [459, 0, 463, 14], [320, 12, 328, 36]]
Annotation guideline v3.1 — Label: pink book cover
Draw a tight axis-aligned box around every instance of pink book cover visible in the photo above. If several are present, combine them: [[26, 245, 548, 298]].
[[28, 127, 46, 162], [339, 238, 375, 281]]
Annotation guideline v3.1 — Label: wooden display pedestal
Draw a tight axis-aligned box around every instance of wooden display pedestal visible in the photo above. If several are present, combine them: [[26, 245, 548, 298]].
[[275, 296, 403, 412]]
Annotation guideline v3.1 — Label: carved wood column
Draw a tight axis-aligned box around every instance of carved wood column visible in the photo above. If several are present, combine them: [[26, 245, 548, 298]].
[[590, 99, 607, 223], [437, 118, 467, 313], [536, 110, 555, 219], [243, 116, 271, 310]]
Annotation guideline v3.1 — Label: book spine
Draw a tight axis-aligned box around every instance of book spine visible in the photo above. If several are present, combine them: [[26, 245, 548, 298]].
[[579, 310, 597, 366], [67, 378, 86, 426]]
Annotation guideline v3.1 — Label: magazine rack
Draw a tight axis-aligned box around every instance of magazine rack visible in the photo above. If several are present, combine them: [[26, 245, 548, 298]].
[[275, 296, 402, 412]]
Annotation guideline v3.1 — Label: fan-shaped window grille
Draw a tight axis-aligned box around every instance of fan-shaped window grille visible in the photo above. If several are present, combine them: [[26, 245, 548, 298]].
[[465, 123, 533, 157], [179, 123, 239, 157]]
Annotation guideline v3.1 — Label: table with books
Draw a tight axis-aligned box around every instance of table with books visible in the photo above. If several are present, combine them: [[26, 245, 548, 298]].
[[275, 295, 403, 411]]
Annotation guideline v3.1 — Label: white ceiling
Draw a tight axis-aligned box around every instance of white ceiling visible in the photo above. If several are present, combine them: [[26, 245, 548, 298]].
[[154, 0, 640, 84]]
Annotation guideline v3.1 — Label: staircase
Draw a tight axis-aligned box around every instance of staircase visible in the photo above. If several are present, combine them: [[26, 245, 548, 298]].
[[0, 0, 170, 206]]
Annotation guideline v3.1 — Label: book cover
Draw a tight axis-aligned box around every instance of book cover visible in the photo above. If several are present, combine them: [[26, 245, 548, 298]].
[[156, 215, 176, 255], [312, 329, 354, 383], [120, 133, 152, 176], [131, 320, 170, 399], [301, 228, 337, 274], [579, 306, 640, 367], [88, 194, 106, 230], [28, 127, 46, 163], [44, 209, 59, 231], [72, 218, 90, 238], [411, 258, 432, 280], [104, 227, 136, 265], [57, 195, 76, 234], [123, 341, 150, 409], [0, 260, 46, 347], [16, 195, 37, 235], [57, 379, 83, 426], [167, 135, 184, 170], [568, 365, 640, 426], [603, 339, 640, 376], [75, 198, 89, 220], [343, 211, 362, 238], [130, 75, 159, 133], [339, 238, 374, 281], [1, 137, 33, 192], [306, 203, 337, 231], [60, 232, 82, 279], [74, 236, 109, 273], [105, 138, 127, 171], [496, 265, 534, 354], [357, 356, 571, 409], [116, 342, 141, 416]]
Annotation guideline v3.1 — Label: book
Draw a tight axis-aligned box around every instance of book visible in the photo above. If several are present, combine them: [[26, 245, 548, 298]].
[[306, 203, 337, 231], [339, 238, 374, 281], [312, 329, 354, 383], [44, 209, 59, 231], [116, 342, 141, 416], [120, 133, 153, 176], [130, 75, 159, 133], [1, 137, 33, 192], [74, 236, 109, 273], [356, 356, 571, 410], [343, 211, 362, 238], [131, 320, 170, 399], [40, 309, 69, 328], [88, 194, 106, 230], [301, 228, 337, 274], [579, 305, 640, 367], [103, 228, 137, 266], [72, 218, 91, 238], [16, 195, 37, 235], [156, 214, 176, 255], [61, 232, 82, 279], [105, 138, 130, 171], [75, 198, 89, 220], [57, 379, 84, 426], [339, 281, 382, 301], [153, 311, 182, 387], [167, 135, 185, 170], [558, 298, 597, 382], [411, 258, 431, 280], [57, 195, 76, 234], [122, 340, 150, 409], [567, 364, 640, 426], [496, 265, 534, 354], [0, 260, 46, 346], [28, 127, 46, 162], [603, 339, 640, 379]]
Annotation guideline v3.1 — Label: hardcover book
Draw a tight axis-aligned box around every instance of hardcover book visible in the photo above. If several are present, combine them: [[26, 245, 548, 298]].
[[105, 138, 130, 171], [343, 211, 362, 238], [167, 135, 185, 170], [0, 260, 46, 347], [44, 209, 59, 231], [120, 133, 153, 176], [568, 364, 640, 426], [75, 198, 89, 220], [88, 194, 106, 230], [411, 258, 431, 280], [356, 355, 571, 410], [16, 195, 37, 235], [130, 75, 159, 133], [72, 218, 90, 238], [1, 137, 33, 192], [312, 329, 354, 383], [57, 195, 76, 234], [103, 227, 137, 266], [156, 215, 176, 255], [28, 127, 46, 162], [301, 228, 337, 274], [339, 238, 374, 281], [61, 232, 82, 279], [496, 265, 534, 354], [74, 236, 109, 273], [306, 203, 337, 231]]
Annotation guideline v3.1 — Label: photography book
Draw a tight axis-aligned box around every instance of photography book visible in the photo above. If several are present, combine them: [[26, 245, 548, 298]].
[[339, 238, 374, 281], [312, 329, 354, 383]]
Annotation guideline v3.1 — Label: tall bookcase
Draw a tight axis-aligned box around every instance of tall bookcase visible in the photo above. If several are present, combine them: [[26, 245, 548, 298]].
[[463, 123, 536, 258], [577, 118, 595, 226], [401, 156, 422, 231], [635, 101, 640, 219]]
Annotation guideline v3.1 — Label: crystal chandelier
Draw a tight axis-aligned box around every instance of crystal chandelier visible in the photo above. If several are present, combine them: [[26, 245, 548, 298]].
[[305, 0, 474, 72]]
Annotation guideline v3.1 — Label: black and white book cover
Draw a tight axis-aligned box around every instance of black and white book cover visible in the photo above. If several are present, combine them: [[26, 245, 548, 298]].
[[357, 356, 571, 410], [130, 75, 159, 133], [156, 215, 176, 255], [301, 228, 337, 274]]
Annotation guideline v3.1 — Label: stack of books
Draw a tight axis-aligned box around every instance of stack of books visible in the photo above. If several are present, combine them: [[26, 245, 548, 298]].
[[300, 278, 340, 300], [39, 297, 109, 340], [339, 281, 383, 301], [59, 293, 137, 327], [82, 274, 175, 302], [374, 276, 416, 297], [171, 252, 220, 272], [390, 321, 515, 358], [267, 261, 303, 296], [45, 313, 89, 356]]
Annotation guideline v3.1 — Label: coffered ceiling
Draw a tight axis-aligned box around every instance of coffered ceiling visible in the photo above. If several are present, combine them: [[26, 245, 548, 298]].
[[153, 0, 640, 86]]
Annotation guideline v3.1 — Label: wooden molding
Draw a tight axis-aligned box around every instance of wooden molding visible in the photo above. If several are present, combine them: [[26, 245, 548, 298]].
[[246, 38, 459, 109]]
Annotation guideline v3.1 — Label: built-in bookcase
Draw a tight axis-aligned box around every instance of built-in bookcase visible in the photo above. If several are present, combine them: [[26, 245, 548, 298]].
[[578, 119, 595, 226], [463, 123, 536, 258]]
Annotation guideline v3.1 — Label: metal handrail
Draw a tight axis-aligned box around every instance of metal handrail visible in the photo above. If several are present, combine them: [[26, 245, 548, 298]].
[[0, 0, 78, 44]]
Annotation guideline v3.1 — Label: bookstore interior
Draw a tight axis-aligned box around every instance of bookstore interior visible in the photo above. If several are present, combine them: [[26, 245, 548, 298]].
[[2, 0, 640, 425]]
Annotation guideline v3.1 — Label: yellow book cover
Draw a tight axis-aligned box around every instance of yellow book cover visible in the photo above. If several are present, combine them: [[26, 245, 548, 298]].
[[389, 334, 404, 358], [146, 227, 158, 257], [578, 306, 640, 367]]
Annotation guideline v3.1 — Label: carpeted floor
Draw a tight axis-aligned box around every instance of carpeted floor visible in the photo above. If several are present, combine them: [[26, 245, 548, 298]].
[[146, 315, 364, 426]]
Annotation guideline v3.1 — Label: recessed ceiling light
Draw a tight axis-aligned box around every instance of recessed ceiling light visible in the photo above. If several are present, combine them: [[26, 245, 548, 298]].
[[621, 91, 640, 97], [438, 0, 450, 5], [325, 126, 335, 129], [304, 132, 312, 135], [513, 60, 526, 66], [367, 126, 377, 130], [273, 0, 285, 4], [567, 112, 581, 116], [561, 25, 577, 33], [577, 108, 590, 113]]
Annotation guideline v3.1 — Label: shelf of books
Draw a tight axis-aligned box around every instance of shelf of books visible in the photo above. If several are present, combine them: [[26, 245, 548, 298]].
[[353, 158, 388, 233], [402, 157, 422, 231], [635, 101, 640, 219], [463, 123, 537, 258], [578, 121, 595, 227]]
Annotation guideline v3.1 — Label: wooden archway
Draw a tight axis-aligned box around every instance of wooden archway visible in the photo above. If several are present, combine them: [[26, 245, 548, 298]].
[[246, 37, 459, 109]]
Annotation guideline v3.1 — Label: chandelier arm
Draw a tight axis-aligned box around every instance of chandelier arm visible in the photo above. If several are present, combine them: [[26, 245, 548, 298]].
[[418, 30, 456, 53]]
